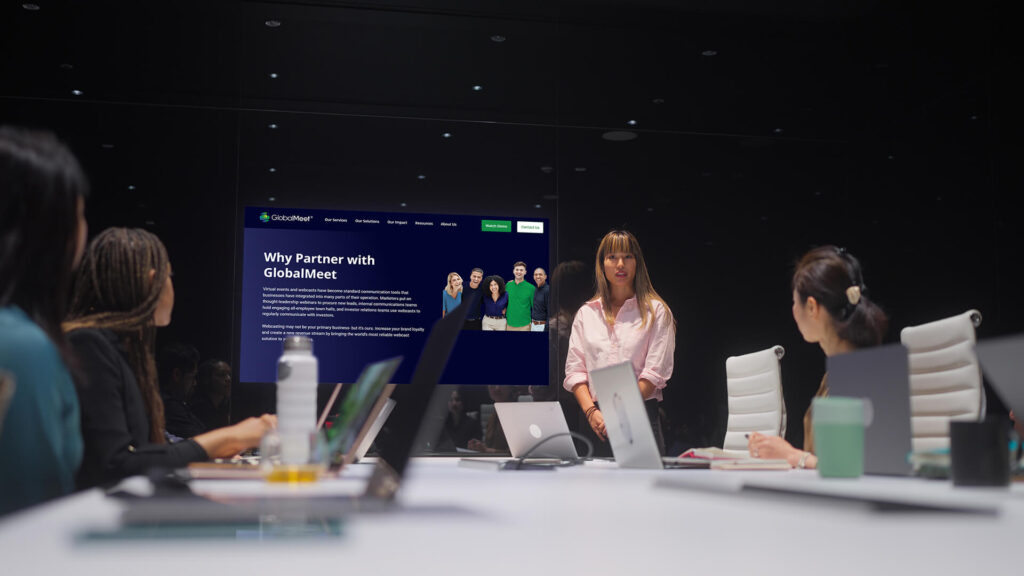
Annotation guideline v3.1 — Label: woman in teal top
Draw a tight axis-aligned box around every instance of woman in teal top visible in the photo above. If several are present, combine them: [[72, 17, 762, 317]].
[[0, 127, 89, 516]]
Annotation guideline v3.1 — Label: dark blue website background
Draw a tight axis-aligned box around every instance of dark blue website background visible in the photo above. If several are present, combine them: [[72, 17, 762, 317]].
[[240, 206, 549, 385]]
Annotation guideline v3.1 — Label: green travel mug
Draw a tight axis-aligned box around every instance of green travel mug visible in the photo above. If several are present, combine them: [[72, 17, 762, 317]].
[[812, 396, 865, 478]]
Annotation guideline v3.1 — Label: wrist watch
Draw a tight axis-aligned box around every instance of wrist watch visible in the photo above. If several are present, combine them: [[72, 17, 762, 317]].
[[797, 451, 811, 469]]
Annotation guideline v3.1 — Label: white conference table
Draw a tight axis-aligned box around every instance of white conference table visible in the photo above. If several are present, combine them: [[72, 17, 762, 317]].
[[2, 457, 1023, 576]]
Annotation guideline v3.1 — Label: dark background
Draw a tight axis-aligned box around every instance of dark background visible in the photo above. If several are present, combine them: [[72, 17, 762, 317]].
[[2, 0, 1021, 452]]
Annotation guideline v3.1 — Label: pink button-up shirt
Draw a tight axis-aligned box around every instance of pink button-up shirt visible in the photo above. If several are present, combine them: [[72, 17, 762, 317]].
[[563, 297, 675, 402]]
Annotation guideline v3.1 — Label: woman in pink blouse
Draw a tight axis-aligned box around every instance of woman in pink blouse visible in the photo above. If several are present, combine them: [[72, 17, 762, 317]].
[[563, 230, 675, 455]]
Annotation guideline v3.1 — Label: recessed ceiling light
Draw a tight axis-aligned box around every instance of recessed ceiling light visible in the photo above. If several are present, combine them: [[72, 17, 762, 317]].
[[268, 167, 277, 173], [268, 123, 278, 129], [970, 115, 978, 120], [490, 35, 506, 43], [574, 167, 587, 172], [268, 73, 279, 79], [773, 128, 784, 134], [417, 174, 426, 180], [887, 155, 895, 160], [702, 49, 718, 56], [534, 204, 542, 209], [472, 85, 483, 91], [540, 166, 553, 174], [652, 98, 665, 104], [268, 196, 276, 202], [400, 202, 408, 207], [22, 3, 40, 11], [626, 120, 637, 126], [71, 89, 83, 96], [442, 132, 452, 138], [127, 185, 136, 190], [647, 207, 655, 212], [265, 20, 281, 28], [59, 63, 73, 70], [601, 131, 638, 142]]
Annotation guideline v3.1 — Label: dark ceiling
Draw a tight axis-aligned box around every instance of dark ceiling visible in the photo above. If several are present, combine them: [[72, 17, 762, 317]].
[[2, 0, 1019, 446]]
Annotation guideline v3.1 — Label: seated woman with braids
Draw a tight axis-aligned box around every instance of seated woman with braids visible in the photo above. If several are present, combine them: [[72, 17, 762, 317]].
[[66, 228, 274, 488], [747, 246, 888, 469]]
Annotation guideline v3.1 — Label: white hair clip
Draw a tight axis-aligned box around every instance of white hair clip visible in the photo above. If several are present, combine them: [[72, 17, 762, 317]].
[[845, 285, 862, 306]]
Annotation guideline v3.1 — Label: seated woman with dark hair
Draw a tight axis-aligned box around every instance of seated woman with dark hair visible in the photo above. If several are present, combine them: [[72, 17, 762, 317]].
[[0, 127, 88, 515], [65, 227, 275, 488], [748, 245, 888, 469]]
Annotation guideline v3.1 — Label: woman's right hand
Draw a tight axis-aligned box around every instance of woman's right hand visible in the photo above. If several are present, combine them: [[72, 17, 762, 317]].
[[196, 415, 275, 459], [587, 408, 607, 441]]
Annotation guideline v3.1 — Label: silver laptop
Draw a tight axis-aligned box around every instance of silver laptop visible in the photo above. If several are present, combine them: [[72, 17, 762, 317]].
[[352, 398, 395, 462], [589, 362, 707, 469], [494, 401, 578, 460], [826, 343, 912, 476], [976, 333, 1024, 416]]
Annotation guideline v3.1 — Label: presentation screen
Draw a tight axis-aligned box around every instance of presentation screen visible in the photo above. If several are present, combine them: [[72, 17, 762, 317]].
[[239, 206, 550, 386]]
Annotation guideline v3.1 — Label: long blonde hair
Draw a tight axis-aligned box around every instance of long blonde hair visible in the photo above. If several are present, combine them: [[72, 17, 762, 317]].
[[444, 272, 462, 298], [64, 228, 170, 444], [593, 230, 671, 328]]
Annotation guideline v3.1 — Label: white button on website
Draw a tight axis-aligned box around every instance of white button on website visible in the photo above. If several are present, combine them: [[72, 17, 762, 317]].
[[517, 221, 544, 234]]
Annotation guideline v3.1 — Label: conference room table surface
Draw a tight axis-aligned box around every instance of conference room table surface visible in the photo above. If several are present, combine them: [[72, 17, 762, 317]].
[[2, 457, 1023, 576]]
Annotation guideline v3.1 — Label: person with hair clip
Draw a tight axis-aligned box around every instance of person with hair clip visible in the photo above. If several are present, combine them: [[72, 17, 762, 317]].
[[748, 245, 888, 469], [442, 272, 463, 317], [0, 127, 88, 515], [65, 228, 275, 488], [564, 230, 675, 456]]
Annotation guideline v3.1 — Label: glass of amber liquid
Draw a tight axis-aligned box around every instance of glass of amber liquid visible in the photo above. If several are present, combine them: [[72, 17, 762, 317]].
[[260, 429, 329, 483]]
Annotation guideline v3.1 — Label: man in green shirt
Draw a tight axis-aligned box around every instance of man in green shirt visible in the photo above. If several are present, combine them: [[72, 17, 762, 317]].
[[505, 261, 536, 331]]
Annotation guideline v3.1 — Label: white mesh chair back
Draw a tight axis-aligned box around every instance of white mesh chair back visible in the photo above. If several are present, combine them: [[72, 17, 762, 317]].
[[900, 310, 984, 453], [723, 346, 786, 452]]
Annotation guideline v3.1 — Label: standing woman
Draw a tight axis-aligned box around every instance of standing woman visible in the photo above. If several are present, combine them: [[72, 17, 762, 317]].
[[442, 272, 463, 317], [65, 228, 274, 488], [0, 127, 87, 515], [481, 275, 508, 331], [564, 230, 675, 455], [748, 246, 888, 469]]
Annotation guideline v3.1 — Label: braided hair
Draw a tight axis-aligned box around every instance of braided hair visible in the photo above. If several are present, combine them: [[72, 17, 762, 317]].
[[791, 245, 888, 348], [65, 228, 171, 443]]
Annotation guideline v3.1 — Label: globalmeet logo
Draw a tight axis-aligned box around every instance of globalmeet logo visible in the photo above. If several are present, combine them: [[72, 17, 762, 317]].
[[258, 211, 314, 223]]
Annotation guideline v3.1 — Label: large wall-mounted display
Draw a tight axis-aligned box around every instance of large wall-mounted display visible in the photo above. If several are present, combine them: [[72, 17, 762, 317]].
[[239, 206, 550, 386]]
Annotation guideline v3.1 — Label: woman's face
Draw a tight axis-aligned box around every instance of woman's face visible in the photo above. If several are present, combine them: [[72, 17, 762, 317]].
[[153, 264, 174, 327], [792, 289, 820, 343], [489, 280, 499, 295], [603, 251, 636, 289], [451, 274, 463, 290]]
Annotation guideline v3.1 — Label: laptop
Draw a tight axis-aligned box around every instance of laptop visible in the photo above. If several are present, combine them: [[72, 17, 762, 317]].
[[352, 398, 395, 462], [182, 356, 400, 479], [826, 343, 913, 476], [494, 401, 579, 460], [146, 292, 474, 523], [323, 356, 401, 469], [976, 333, 1024, 416], [588, 362, 710, 469]]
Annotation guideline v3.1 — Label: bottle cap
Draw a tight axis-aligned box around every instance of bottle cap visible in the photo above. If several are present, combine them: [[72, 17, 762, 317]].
[[282, 335, 313, 352]]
